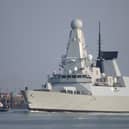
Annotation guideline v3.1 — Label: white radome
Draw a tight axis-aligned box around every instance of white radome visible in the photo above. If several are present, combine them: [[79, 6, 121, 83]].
[[71, 19, 83, 29], [88, 54, 93, 61], [74, 66, 78, 72]]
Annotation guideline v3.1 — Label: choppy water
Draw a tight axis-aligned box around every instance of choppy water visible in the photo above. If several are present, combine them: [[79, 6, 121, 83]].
[[0, 110, 129, 129]]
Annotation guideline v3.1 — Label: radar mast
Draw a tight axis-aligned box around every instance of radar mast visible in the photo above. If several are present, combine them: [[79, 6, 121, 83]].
[[96, 21, 104, 73]]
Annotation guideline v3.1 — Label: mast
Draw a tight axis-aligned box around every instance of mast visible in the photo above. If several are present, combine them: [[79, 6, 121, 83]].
[[96, 21, 104, 73], [98, 21, 101, 58], [62, 19, 88, 75]]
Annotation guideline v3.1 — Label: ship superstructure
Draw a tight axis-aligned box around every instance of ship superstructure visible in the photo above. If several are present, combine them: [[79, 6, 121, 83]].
[[22, 19, 129, 112]]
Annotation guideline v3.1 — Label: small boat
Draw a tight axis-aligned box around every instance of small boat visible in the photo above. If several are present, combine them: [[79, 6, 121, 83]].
[[0, 101, 9, 112]]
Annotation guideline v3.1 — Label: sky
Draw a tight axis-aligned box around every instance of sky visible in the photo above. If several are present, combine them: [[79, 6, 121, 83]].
[[0, 0, 129, 92]]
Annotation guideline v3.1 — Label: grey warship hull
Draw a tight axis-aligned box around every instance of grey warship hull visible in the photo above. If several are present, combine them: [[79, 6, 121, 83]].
[[22, 19, 129, 113], [22, 88, 129, 113], [22, 76, 129, 113]]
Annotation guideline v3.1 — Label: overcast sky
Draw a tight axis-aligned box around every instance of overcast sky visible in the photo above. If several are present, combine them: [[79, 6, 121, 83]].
[[0, 0, 129, 92]]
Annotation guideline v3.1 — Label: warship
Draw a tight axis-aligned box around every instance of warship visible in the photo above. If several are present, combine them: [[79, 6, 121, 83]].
[[22, 19, 129, 112]]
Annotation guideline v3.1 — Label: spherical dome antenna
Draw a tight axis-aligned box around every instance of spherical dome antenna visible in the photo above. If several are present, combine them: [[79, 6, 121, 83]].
[[71, 19, 83, 29], [88, 54, 93, 61], [69, 69, 72, 74], [74, 66, 78, 72]]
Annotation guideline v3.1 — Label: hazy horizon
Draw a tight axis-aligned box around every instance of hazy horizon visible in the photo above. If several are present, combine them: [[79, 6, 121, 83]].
[[0, 0, 129, 92]]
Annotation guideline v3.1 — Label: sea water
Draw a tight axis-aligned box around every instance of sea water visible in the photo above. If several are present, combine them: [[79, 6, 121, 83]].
[[0, 110, 129, 129]]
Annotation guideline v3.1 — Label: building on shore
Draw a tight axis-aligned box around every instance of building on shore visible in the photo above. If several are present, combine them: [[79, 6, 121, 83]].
[[0, 92, 26, 109]]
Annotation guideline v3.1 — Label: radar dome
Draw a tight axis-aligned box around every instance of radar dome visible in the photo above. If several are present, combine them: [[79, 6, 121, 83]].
[[88, 54, 93, 61], [71, 19, 83, 29], [74, 66, 78, 72]]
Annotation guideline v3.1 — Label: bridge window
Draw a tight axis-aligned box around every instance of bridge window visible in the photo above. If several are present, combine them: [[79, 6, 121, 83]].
[[67, 75, 71, 78], [77, 91, 81, 94], [77, 75, 81, 78], [72, 75, 76, 78], [82, 75, 86, 78], [67, 90, 73, 94], [62, 75, 66, 78]]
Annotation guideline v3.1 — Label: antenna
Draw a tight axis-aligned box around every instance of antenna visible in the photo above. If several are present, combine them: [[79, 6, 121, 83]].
[[98, 21, 101, 58], [96, 21, 104, 73]]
